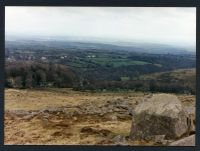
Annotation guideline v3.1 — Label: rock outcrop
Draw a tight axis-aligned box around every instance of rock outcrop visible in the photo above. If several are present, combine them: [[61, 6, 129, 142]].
[[130, 94, 190, 140], [169, 134, 195, 146]]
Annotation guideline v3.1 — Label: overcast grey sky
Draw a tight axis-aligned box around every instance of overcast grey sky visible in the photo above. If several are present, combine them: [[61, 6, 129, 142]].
[[6, 7, 196, 46]]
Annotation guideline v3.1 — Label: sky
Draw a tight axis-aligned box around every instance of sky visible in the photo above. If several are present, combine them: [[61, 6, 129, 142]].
[[5, 7, 196, 47]]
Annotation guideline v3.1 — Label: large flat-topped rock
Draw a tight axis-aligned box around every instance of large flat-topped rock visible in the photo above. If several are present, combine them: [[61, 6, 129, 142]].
[[134, 94, 183, 118], [130, 94, 190, 140]]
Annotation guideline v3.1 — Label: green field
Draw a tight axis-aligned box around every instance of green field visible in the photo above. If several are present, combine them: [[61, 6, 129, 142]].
[[66, 56, 152, 68]]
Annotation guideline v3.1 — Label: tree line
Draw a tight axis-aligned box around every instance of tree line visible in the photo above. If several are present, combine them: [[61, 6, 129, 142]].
[[5, 61, 195, 95], [5, 61, 77, 88]]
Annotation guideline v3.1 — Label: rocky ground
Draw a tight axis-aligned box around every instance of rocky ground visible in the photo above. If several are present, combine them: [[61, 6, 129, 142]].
[[4, 88, 195, 145]]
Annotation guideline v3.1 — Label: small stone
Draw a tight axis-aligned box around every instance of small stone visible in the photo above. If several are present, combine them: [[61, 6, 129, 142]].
[[112, 135, 127, 145], [14, 131, 25, 137], [111, 115, 118, 121], [73, 116, 77, 121]]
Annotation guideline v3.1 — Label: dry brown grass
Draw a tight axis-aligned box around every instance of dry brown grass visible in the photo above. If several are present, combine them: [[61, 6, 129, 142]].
[[5, 88, 144, 111], [4, 88, 195, 145]]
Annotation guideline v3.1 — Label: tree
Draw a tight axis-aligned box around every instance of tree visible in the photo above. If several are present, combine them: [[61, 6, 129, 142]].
[[14, 76, 23, 88], [36, 70, 46, 86], [25, 71, 33, 88]]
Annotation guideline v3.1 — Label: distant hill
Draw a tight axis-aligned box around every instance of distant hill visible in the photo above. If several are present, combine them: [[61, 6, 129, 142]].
[[5, 38, 195, 55], [138, 68, 196, 94], [139, 68, 196, 81]]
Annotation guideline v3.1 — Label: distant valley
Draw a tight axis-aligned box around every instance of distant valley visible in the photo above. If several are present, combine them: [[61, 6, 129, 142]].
[[5, 38, 196, 94]]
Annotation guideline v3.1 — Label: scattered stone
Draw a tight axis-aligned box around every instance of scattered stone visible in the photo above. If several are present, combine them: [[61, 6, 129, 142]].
[[112, 135, 127, 145], [81, 126, 95, 133], [14, 131, 25, 137], [51, 131, 63, 137], [73, 116, 78, 121], [54, 121, 69, 128], [154, 135, 165, 143], [184, 106, 196, 134], [130, 94, 190, 140], [9, 110, 30, 117], [96, 139, 114, 145], [111, 115, 118, 121], [159, 140, 173, 145], [98, 129, 112, 137], [80, 126, 111, 136], [41, 118, 49, 127], [22, 114, 37, 121], [185, 106, 195, 115], [169, 135, 195, 146]]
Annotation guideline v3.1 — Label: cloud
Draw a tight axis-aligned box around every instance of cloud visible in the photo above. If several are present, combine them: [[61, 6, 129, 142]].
[[5, 7, 196, 46]]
